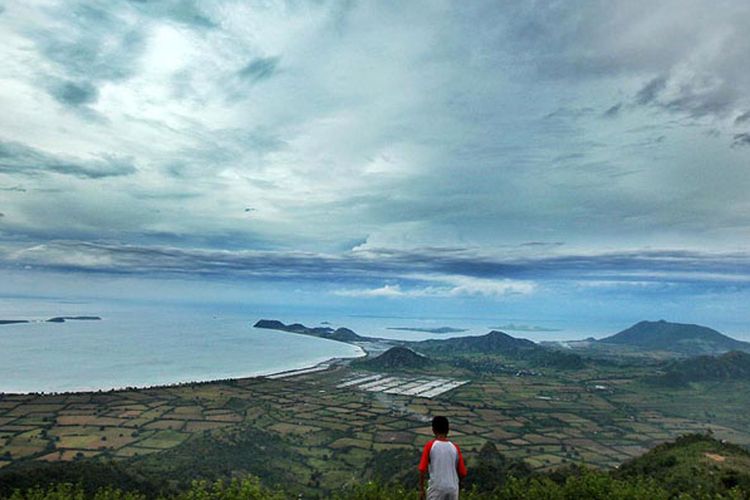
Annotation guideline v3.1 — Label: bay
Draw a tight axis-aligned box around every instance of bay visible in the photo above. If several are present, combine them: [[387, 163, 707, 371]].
[[0, 304, 363, 394]]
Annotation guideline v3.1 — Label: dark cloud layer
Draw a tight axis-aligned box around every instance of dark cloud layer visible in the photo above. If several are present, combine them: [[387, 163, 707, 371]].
[[128, 0, 216, 29], [238, 56, 280, 82], [4, 241, 749, 290], [26, 3, 147, 113], [603, 103, 622, 118], [499, 1, 750, 138], [635, 77, 667, 105], [0, 140, 136, 179], [49, 80, 99, 107], [35, 4, 145, 82], [736, 111, 750, 124]]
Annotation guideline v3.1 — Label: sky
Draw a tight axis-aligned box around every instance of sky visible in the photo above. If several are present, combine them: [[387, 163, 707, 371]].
[[1, 1, 750, 333]]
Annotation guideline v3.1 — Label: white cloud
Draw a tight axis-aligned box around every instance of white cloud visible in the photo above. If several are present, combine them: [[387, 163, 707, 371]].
[[335, 284, 407, 298], [439, 275, 537, 297], [335, 276, 536, 299]]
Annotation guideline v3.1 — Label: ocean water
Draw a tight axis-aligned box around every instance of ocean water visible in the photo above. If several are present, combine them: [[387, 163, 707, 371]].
[[0, 302, 364, 394]]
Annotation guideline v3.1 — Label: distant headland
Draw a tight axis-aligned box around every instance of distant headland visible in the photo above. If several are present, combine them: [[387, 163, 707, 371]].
[[0, 316, 102, 326], [253, 319, 364, 342]]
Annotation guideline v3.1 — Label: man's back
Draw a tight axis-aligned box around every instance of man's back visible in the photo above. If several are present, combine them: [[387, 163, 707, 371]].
[[419, 437, 468, 498]]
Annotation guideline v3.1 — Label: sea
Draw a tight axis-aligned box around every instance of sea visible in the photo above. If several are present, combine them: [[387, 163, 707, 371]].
[[1, 297, 748, 394]]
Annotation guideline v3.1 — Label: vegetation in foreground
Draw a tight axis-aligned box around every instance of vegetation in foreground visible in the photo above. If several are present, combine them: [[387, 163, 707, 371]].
[[1, 468, 746, 500]]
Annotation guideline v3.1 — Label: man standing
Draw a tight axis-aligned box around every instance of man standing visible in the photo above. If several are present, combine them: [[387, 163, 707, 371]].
[[418, 416, 468, 500]]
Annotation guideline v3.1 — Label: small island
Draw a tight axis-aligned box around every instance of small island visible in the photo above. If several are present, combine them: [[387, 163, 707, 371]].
[[386, 326, 467, 334], [46, 316, 102, 323]]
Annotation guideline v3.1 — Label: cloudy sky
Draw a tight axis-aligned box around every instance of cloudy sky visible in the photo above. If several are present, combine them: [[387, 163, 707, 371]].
[[1, 1, 750, 331]]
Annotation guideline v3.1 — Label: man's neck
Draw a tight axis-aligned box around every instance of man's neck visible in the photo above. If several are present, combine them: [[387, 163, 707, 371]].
[[434, 434, 448, 440]]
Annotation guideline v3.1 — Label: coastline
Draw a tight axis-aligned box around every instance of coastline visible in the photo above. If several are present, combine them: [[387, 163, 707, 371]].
[[0, 340, 367, 396]]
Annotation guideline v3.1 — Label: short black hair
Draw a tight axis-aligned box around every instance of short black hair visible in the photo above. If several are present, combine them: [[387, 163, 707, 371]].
[[432, 416, 449, 435]]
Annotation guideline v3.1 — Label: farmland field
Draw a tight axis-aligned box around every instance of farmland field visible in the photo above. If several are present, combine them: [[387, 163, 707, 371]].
[[2, 351, 749, 493]]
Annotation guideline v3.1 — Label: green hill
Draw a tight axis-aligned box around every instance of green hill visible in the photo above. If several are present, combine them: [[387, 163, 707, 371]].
[[616, 433, 750, 495], [353, 346, 431, 370], [414, 330, 536, 353], [649, 351, 750, 386], [412, 331, 584, 369], [598, 320, 750, 356]]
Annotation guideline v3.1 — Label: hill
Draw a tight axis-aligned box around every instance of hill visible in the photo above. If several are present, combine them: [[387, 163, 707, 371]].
[[414, 330, 537, 353], [649, 351, 750, 387], [598, 320, 750, 356], [616, 433, 750, 495], [353, 346, 431, 370], [253, 319, 363, 342], [412, 331, 584, 369]]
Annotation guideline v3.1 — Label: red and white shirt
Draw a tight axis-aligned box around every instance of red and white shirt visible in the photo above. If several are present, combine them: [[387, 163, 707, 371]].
[[418, 438, 468, 492]]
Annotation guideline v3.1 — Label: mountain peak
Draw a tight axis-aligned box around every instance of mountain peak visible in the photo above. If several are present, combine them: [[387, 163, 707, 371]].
[[600, 320, 750, 356], [355, 346, 431, 370]]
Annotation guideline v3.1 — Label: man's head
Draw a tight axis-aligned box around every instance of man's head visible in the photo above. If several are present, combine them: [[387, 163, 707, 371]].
[[431, 415, 449, 436]]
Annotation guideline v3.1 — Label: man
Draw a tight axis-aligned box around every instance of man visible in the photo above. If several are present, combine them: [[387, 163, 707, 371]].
[[418, 416, 468, 500]]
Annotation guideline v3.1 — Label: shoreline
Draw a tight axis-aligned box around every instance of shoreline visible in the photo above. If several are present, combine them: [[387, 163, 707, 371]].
[[0, 343, 367, 397]]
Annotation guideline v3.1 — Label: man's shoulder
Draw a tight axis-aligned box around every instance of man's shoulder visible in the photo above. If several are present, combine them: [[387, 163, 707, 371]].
[[422, 438, 437, 450], [422, 439, 461, 453], [432, 439, 459, 452]]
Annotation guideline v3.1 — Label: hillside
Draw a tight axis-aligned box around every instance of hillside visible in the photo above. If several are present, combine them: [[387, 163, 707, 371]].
[[412, 331, 584, 369], [0, 424, 307, 498], [353, 346, 431, 370], [649, 351, 750, 386], [616, 433, 750, 495], [253, 319, 363, 342], [599, 320, 750, 356], [414, 330, 537, 353]]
